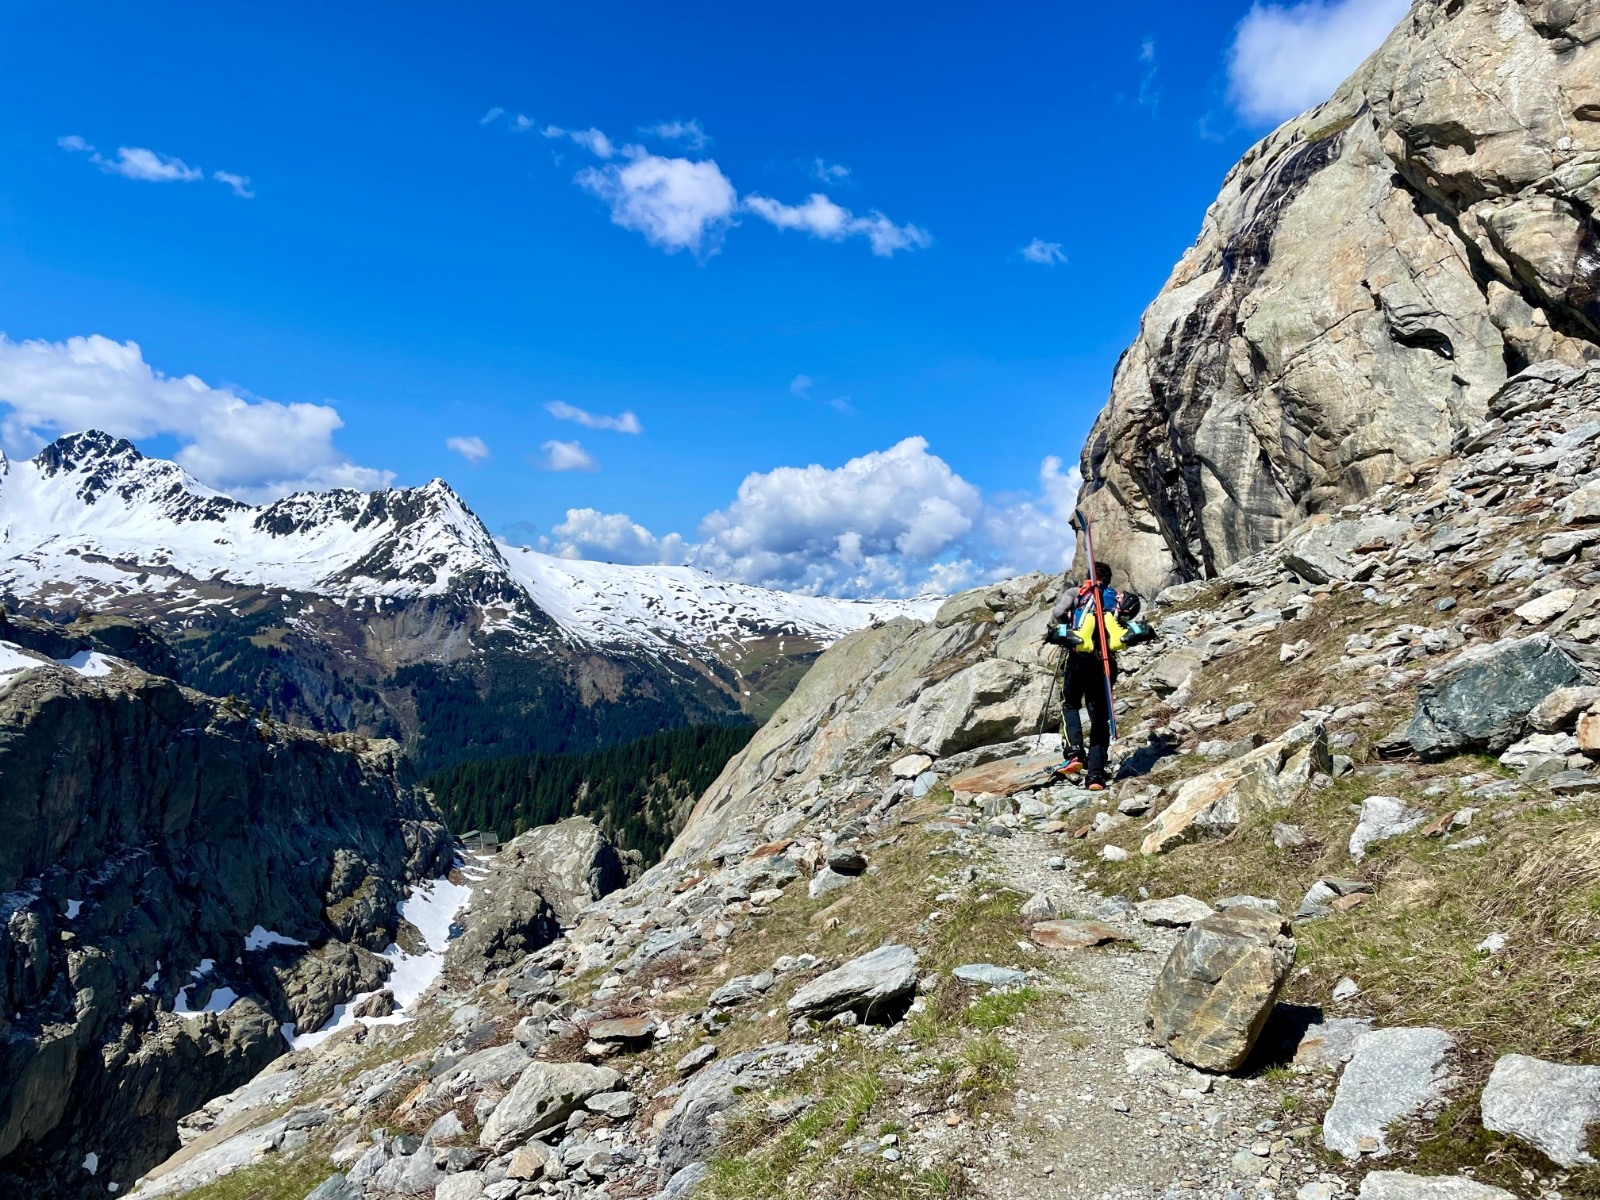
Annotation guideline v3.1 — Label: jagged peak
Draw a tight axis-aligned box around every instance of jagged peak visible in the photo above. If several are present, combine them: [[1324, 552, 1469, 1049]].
[[33, 430, 144, 477]]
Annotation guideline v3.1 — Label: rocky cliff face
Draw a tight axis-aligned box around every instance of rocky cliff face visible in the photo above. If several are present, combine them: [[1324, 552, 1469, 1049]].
[[1080, 0, 1600, 594], [0, 615, 451, 1196]]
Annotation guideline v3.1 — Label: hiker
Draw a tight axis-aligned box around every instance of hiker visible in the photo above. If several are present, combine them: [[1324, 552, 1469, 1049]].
[[1047, 562, 1128, 791]]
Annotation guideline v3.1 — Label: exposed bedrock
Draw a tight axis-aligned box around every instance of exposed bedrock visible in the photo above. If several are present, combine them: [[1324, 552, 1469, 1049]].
[[1080, 0, 1600, 594]]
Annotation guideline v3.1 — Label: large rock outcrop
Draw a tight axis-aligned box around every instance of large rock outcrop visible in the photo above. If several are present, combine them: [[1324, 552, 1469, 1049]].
[[0, 635, 450, 1196], [1079, 0, 1600, 594], [667, 574, 1059, 862], [445, 818, 627, 979]]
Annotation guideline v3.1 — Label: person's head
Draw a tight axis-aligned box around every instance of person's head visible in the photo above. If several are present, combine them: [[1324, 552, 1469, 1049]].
[[1094, 562, 1113, 586]]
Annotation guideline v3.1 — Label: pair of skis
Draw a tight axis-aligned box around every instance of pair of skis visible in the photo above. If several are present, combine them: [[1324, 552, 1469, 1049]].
[[1037, 508, 1117, 774], [1071, 508, 1117, 743]]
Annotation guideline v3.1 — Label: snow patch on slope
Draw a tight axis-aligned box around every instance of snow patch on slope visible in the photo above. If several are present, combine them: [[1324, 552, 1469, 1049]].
[[286, 871, 472, 1051]]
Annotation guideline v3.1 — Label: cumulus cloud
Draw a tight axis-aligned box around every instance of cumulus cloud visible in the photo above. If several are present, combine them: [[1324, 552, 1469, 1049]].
[[525, 437, 1089, 596], [978, 456, 1085, 579], [544, 508, 690, 564], [743, 193, 931, 257], [504, 120, 928, 258], [446, 434, 490, 463], [576, 151, 739, 255], [642, 119, 709, 150], [545, 400, 643, 434], [0, 334, 391, 499], [539, 439, 597, 471], [689, 437, 981, 594], [1021, 238, 1067, 265], [1227, 0, 1408, 123]]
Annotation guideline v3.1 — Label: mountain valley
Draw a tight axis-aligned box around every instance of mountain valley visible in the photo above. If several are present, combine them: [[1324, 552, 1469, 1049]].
[[5, 1, 1600, 1199]]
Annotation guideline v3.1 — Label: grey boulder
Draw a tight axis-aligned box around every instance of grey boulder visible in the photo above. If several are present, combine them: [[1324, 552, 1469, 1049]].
[[786, 944, 918, 1022], [1323, 1027, 1455, 1159], [305, 1176, 361, 1200], [952, 963, 1028, 989], [446, 817, 626, 979], [1356, 1173, 1513, 1199], [656, 1044, 820, 1177], [1480, 1053, 1600, 1168], [708, 971, 775, 1008], [1135, 895, 1216, 928], [1349, 796, 1425, 863], [1404, 636, 1597, 759], [478, 1061, 622, 1150], [1145, 908, 1296, 1072]]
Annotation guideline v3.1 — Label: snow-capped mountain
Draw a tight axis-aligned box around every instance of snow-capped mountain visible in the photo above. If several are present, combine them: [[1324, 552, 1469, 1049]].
[[0, 432, 938, 764], [0, 431, 931, 650]]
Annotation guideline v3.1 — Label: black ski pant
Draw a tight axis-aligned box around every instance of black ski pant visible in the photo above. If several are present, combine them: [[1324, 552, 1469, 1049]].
[[1062, 652, 1118, 783]]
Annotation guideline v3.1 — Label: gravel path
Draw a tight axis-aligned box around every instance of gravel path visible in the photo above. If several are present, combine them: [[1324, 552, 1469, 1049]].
[[963, 828, 1342, 1200]]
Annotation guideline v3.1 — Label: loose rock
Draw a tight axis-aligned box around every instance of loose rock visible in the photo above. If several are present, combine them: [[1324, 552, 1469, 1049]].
[[1480, 1053, 1600, 1168], [1145, 908, 1297, 1072], [1322, 1027, 1455, 1159]]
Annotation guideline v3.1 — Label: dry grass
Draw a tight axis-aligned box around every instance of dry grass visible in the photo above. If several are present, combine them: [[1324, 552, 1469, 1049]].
[[1091, 745, 1600, 1067]]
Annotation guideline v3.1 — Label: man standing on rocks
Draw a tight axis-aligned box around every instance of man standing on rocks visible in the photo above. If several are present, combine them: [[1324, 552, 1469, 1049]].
[[1049, 562, 1124, 791]]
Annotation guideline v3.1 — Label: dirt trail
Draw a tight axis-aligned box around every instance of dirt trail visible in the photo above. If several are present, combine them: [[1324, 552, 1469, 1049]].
[[967, 828, 1342, 1200]]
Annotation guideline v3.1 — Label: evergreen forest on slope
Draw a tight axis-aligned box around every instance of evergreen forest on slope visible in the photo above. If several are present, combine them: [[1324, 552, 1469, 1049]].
[[425, 722, 758, 863]]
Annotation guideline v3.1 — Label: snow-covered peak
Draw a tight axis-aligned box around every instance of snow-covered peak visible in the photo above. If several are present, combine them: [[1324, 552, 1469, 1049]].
[[0, 433, 938, 658], [498, 545, 937, 653]]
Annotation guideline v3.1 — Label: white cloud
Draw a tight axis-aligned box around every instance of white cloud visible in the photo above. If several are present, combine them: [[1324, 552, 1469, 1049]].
[[60, 136, 253, 196], [544, 400, 643, 434], [1021, 238, 1068, 265], [1138, 37, 1161, 114], [539, 439, 598, 471], [789, 374, 813, 398], [56, 135, 190, 181], [743, 193, 931, 257], [544, 508, 689, 564], [576, 152, 739, 255], [512, 121, 929, 258], [1227, 0, 1408, 124], [212, 170, 255, 198], [446, 435, 490, 463], [544, 125, 618, 159], [523, 437, 1088, 596], [99, 146, 203, 183], [978, 456, 1085, 579], [813, 158, 850, 183], [0, 334, 391, 499], [643, 119, 709, 151], [690, 437, 981, 594], [480, 107, 506, 125]]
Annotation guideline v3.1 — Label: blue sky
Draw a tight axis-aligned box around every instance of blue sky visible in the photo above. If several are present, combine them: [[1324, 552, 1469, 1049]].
[[0, 0, 1408, 595]]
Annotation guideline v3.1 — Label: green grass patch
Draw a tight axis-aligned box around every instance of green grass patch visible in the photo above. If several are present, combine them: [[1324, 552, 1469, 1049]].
[[168, 1156, 335, 1200]]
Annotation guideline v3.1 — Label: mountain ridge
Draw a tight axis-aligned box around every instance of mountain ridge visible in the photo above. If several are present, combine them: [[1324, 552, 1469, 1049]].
[[0, 430, 938, 766]]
